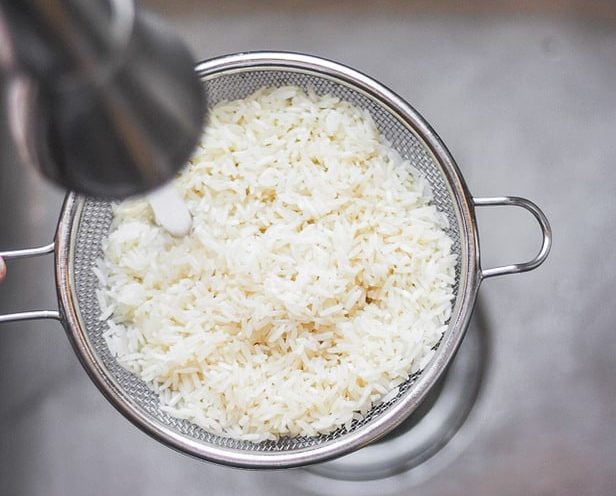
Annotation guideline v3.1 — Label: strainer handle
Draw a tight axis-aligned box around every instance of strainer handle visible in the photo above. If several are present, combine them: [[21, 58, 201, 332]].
[[0, 242, 61, 322], [474, 196, 552, 279]]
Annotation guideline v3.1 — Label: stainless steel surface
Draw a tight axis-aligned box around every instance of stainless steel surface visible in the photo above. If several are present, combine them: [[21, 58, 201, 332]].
[[2, 51, 548, 468], [1, 8, 615, 496], [0, 0, 206, 198]]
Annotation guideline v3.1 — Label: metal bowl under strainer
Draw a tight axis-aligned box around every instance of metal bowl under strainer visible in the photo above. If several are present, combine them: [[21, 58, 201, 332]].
[[0, 52, 551, 468]]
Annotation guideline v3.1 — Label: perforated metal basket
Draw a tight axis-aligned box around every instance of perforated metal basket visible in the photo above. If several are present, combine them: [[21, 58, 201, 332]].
[[0, 52, 551, 468]]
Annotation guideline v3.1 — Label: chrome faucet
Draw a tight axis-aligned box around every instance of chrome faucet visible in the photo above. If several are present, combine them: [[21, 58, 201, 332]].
[[0, 0, 206, 198]]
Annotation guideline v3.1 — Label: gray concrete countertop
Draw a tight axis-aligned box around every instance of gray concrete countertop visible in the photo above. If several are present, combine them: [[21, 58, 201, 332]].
[[1, 7, 615, 496]]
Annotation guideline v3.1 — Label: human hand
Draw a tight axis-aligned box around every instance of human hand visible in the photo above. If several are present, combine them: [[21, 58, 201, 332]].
[[0, 257, 6, 283]]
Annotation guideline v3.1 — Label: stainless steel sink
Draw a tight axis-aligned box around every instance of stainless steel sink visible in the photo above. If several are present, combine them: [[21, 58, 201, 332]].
[[1, 6, 615, 496]]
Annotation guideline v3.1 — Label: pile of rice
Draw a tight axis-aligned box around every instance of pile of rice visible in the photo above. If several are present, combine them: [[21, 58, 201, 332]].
[[95, 86, 456, 442]]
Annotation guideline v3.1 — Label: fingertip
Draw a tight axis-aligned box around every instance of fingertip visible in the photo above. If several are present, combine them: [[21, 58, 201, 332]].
[[0, 257, 6, 283]]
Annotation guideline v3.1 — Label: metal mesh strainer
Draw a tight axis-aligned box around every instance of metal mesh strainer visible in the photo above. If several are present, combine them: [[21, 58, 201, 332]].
[[0, 52, 551, 468]]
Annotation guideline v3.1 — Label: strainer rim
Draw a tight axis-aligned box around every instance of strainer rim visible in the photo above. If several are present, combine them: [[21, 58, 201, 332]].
[[55, 51, 481, 468]]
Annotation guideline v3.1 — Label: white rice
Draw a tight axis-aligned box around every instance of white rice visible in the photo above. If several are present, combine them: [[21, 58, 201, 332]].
[[96, 86, 456, 442]]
